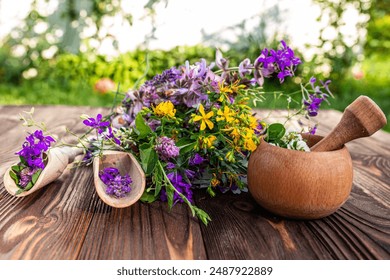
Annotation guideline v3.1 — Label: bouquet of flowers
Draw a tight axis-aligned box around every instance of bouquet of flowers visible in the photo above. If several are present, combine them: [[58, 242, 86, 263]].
[[78, 40, 332, 224]]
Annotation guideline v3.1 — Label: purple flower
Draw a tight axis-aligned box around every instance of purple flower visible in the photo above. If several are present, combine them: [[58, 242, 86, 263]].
[[155, 136, 180, 161], [189, 153, 205, 166], [105, 126, 121, 145], [19, 167, 38, 188], [238, 58, 252, 77], [147, 119, 161, 131], [309, 125, 318, 135], [255, 41, 302, 84], [304, 94, 324, 117], [184, 169, 196, 179], [215, 49, 229, 71], [16, 130, 55, 170], [83, 114, 110, 134], [166, 162, 176, 169], [99, 167, 132, 198], [160, 172, 193, 204]]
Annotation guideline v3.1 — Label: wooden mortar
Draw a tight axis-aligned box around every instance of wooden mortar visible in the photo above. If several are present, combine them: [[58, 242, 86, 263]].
[[247, 134, 353, 219], [247, 95, 386, 219]]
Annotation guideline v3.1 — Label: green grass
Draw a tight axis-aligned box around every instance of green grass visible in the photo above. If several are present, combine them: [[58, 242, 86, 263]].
[[0, 81, 115, 107]]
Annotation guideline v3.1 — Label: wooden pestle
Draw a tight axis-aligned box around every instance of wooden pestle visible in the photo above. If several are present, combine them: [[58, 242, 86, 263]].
[[311, 95, 387, 152]]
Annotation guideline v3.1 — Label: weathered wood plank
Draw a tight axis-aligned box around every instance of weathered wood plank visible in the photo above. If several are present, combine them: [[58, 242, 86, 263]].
[[77, 200, 207, 260]]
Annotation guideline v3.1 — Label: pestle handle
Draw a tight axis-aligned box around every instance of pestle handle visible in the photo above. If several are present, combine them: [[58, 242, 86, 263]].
[[311, 95, 387, 152]]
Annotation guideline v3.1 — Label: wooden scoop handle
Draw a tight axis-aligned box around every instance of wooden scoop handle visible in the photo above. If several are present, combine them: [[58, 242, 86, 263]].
[[57, 146, 84, 163], [311, 95, 387, 152]]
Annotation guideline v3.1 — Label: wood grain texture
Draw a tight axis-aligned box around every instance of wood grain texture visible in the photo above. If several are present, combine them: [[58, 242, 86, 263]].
[[0, 106, 389, 260], [77, 200, 207, 260]]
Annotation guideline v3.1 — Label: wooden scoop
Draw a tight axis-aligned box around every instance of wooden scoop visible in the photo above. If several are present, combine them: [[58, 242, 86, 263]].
[[311, 95, 387, 152], [3, 146, 83, 197], [93, 151, 146, 208]]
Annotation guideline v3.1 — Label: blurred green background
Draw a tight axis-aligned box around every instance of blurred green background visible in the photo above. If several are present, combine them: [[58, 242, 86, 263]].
[[0, 0, 389, 131]]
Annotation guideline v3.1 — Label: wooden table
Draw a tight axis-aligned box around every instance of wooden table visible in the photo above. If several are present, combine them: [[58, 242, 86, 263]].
[[0, 105, 389, 260]]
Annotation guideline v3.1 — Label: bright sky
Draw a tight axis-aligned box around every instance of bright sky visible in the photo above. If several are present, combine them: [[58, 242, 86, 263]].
[[0, 0, 361, 58]]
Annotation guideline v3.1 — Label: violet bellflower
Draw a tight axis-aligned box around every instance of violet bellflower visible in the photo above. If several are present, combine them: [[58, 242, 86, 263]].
[[99, 167, 132, 198]]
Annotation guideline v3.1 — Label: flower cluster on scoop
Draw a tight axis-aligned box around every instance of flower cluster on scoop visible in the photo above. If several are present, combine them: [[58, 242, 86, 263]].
[[99, 167, 132, 198], [10, 130, 55, 192]]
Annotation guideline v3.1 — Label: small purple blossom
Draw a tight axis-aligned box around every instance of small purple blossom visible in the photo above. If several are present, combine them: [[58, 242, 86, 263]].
[[99, 167, 132, 198], [105, 126, 121, 145], [160, 172, 193, 204], [309, 125, 318, 135], [189, 153, 205, 166], [155, 136, 180, 161], [18, 167, 38, 188], [83, 114, 110, 134], [184, 169, 196, 179], [238, 58, 252, 78], [304, 94, 324, 117]]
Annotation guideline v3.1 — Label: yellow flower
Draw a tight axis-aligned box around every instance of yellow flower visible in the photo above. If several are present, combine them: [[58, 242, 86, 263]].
[[211, 174, 220, 187], [218, 81, 233, 94], [216, 106, 235, 123], [225, 150, 236, 163], [201, 135, 217, 149], [230, 127, 241, 143], [229, 80, 246, 93], [192, 104, 214, 131], [153, 101, 176, 118], [248, 115, 258, 130], [244, 137, 257, 152]]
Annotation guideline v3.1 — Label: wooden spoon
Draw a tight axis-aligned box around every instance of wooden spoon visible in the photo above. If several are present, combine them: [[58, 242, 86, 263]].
[[311, 95, 387, 152], [93, 151, 146, 208], [3, 146, 83, 197]]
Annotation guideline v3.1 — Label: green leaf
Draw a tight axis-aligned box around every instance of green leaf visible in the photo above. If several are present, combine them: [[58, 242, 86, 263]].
[[135, 114, 152, 139], [140, 191, 158, 203], [23, 181, 34, 192], [266, 123, 286, 142], [193, 206, 212, 226], [9, 170, 19, 185], [31, 169, 42, 185], [139, 144, 158, 175], [176, 139, 196, 156], [165, 184, 174, 209], [11, 165, 23, 173], [15, 189, 24, 195], [153, 165, 163, 196], [19, 156, 27, 166]]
